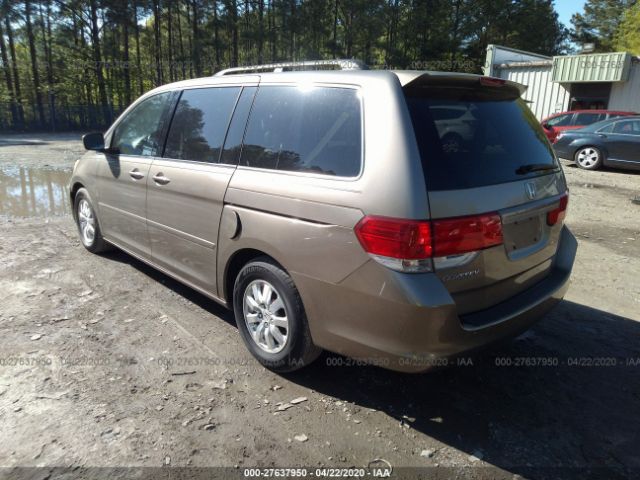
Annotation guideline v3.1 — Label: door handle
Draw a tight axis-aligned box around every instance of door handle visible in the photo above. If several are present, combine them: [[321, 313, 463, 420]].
[[129, 169, 145, 180], [152, 173, 171, 185], [597, 134, 607, 138]]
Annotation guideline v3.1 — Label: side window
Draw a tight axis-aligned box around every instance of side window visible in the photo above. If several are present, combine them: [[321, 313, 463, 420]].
[[240, 86, 362, 177], [220, 87, 257, 165], [547, 114, 572, 127], [164, 87, 241, 163], [598, 123, 614, 134], [612, 120, 640, 135], [111, 92, 172, 156], [574, 112, 604, 126]]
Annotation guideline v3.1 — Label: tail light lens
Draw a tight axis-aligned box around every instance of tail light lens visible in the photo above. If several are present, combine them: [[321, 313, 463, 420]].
[[354, 216, 433, 273], [354, 213, 503, 273], [432, 213, 503, 257], [547, 193, 569, 226], [354, 216, 432, 259]]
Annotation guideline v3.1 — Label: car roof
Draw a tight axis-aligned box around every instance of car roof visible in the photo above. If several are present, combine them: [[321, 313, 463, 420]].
[[572, 115, 640, 132], [545, 109, 637, 119], [147, 69, 527, 95]]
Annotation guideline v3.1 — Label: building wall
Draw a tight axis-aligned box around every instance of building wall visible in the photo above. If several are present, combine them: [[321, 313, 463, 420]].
[[494, 65, 571, 120], [609, 62, 640, 113]]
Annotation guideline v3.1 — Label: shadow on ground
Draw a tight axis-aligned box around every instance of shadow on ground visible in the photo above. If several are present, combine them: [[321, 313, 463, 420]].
[[107, 249, 640, 480]]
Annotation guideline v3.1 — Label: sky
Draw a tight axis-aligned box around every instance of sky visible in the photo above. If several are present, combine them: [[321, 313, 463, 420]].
[[555, 0, 588, 28]]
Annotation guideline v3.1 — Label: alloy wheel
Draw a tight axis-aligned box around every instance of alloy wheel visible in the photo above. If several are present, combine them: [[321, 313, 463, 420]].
[[242, 279, 289, 354], [577, 148, 600, 168], [77, 199, 96, 247]]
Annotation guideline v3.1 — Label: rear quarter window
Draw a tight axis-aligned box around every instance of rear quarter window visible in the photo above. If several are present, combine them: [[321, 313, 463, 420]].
[[240, 85, 362, 177], [405, 87, 558, 190]]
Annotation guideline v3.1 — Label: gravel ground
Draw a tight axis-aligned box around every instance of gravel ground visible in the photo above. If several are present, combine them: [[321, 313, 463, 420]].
[[0, 134, 639, 480]]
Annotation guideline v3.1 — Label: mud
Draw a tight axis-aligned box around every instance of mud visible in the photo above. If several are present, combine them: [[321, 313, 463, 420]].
[[0, 135, 639, 480]]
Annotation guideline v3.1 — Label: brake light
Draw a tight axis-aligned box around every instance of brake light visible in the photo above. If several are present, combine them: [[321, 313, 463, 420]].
[[433, 213, 503, 257], [479, 76, 506, 87], [354, 216, 432, 259], [354, 213, 504, 273], [547, 193, 569, 226]]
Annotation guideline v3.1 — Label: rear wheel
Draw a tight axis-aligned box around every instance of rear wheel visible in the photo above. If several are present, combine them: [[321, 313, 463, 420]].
[[233, 257, 321, 372], [74, 188, 111, 253], [575, 146, 603, 170]]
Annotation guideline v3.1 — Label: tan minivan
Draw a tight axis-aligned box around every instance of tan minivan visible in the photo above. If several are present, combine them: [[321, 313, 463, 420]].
[[71, 60, 577, 372]]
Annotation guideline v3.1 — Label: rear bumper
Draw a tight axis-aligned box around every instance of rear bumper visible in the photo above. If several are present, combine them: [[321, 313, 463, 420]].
[[294, 226, 577, 373]]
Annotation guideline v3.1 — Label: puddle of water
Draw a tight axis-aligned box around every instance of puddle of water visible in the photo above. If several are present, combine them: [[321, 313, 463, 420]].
[[0, 165, 71, 217]]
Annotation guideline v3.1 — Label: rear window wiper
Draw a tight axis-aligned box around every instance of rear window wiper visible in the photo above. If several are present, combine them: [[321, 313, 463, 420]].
[[515, 163, 558, 175]]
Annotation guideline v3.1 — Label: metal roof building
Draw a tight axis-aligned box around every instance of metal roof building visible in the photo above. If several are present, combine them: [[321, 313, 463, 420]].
[[484, 44, 640, 120]]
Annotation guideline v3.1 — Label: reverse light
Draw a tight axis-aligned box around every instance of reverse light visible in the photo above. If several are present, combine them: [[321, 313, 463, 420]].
[[547, 193, 569, 226]]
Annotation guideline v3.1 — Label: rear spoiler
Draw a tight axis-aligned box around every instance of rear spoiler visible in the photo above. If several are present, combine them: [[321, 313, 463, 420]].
[[392, 71, 527, 96]]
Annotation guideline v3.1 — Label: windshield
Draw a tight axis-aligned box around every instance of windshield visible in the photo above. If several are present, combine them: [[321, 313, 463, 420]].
[[405, 87, 558, 191]]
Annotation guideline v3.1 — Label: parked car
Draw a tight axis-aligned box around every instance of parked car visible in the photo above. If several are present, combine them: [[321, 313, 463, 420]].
[[541, 110, 637, 143], [71, 61, 576, 373], [553, 116, 640, 171], [431, 104, 478, 152]]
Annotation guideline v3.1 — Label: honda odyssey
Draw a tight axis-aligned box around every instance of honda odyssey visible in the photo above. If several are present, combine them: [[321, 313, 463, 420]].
[[70, 60, 577, 372]]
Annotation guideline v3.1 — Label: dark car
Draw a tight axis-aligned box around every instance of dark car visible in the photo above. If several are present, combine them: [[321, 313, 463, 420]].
[[553, 116, 640, 171], [541, 110, 637, 143]]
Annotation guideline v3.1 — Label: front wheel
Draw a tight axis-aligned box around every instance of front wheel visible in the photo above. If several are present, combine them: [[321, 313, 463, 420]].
[[575, 146, 603, 170], [74, 188, 111, 253], [233, 257, 321, 372]]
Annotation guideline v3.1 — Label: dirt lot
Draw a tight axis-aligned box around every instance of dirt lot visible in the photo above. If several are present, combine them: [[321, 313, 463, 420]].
[[0, 133, 639, 480]]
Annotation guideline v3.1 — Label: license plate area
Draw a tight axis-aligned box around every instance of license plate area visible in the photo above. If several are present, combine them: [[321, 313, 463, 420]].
[[503, 215, 543, 252], [500, 199, 556, 261]]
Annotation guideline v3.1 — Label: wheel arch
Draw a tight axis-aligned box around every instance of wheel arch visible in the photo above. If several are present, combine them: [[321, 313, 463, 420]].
[[223, 248, 288, 307], [70, 182, 85, 220]]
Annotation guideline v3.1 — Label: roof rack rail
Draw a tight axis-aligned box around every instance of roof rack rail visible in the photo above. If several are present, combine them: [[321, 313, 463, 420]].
[[214, 59, 368, 76]]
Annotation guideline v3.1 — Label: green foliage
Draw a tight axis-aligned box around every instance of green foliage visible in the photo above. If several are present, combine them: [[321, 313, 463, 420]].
[[615, 1, 640, 54], [0, 0, 568, 131], [571, 0, 637, 51]]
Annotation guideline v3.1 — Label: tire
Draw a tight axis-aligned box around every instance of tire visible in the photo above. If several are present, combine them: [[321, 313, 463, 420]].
[[575, 146, 603, 170], [73, 188, 111, 253], [233, 257, 322, 372]]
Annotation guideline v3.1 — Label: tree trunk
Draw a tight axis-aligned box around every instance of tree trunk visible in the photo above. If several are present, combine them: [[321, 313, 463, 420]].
[[269, 0, 275, 61], [152, 0, 163, 85], [213, 0, 220, 68], [289, 0, 295, 60], [38, 0, 55, 130], [167, 0, 175, 81], [0, 19, 19, 128], [228, 0, 239, 67], [332, 0, 339, 59], [257, 0, 264, 63], [24, 0, 46, 128], [89, 0, 111, 125], [133, 0, 143, 95], [123, 2, 132, 105], [176, 2, 186, 78], [191, 0, 201, 76]]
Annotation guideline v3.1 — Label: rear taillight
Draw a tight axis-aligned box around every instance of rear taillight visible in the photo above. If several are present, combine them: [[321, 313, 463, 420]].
[[354, 213, 504, 273], [432, 213, 503, 257], [547, 193, 569, 226]]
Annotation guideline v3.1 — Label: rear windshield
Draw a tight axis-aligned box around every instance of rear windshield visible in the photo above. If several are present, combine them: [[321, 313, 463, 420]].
[[405, 87, 558, 191]]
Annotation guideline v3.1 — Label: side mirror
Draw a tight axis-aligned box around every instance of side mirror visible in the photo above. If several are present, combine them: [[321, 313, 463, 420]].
[[541, 122, 551, 130], [82, 132, 105, 151]]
